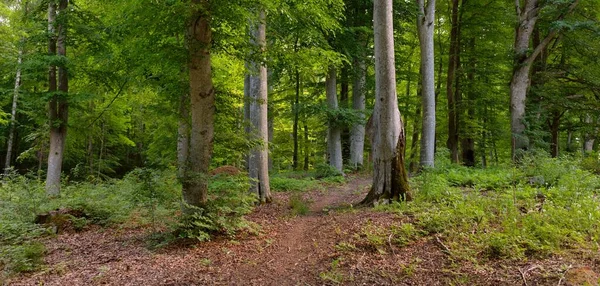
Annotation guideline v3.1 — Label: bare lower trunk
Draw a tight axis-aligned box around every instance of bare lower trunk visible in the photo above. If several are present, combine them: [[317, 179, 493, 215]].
[[549, 111, 561, 157], [5, 43, 23, 174], [183, 0, 214, 209], [46, 0, 69, 196], [177, 93, 190, 179], [446, 0, 460, 164], [584, 115, 595, 153], [248, 10, 272, 204], [292, 69, 300, 170], [326, 66, 343, 173], [363, 0, 411, 205], [303, 121, 309, 170], [350, 51, 367, 169], [417, 0, 436, 168]]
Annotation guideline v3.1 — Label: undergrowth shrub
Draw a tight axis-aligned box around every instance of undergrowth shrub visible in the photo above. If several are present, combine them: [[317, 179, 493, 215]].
[[178, 174, 256, 241], [315, 163, 343, 179], [383, 155, 600, 262], [288, 194, 310, 216], [270, 176, 319, 192]]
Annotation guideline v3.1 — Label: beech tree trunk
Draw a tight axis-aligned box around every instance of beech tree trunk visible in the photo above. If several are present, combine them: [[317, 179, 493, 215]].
[[417, 0, 436, 168], [247, 10, 272, 204], [46, 0, 69, 196], [183, 0, 214, 209], [446, 0, 460, 164], [5, 41, 23, 174], [177, 93, 190, 179], [362, 0, 411, 205], [349, 42, 367, 169], [326, 66, 343, 173]]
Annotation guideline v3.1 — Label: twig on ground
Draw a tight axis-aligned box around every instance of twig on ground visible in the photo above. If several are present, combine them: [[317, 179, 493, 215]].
[[557, 264, 573, 286], [434, 235, 451, 256], [388, 233, 395, 255], [519, 265, 541, 286]]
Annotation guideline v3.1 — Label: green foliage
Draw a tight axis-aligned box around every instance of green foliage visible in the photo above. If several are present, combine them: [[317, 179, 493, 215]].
[[319, 257, 348, 284], [314, 163, 343, 179], [382, 156, 600, 262], [581, 152, 600, 174], [0, 169, 181, 276], [177, 174, 256, 241], [288, 194, 311, 216], [270, 175, 320, 192]]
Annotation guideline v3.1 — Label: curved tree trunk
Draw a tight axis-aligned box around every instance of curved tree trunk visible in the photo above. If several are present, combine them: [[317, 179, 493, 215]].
[[362, 0, 411, 205], [326, 66, 343, 173], [510, 0, 579, 161], [183, 0, 214, 210], [46, 0, 69, 196], [417, 0, 436, 168], [248, 9, 272, 204]]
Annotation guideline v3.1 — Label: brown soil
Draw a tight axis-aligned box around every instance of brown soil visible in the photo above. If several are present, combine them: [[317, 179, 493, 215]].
[[8, 175, 600, 286]]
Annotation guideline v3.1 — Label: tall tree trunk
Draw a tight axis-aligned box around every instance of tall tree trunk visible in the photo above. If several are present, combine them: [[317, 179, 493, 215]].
[[417, 0, 436, 168], [461, 37, 476, 166], [349, 40, 367, 169], [584, 115, 595, 153], [292, 69, 300, 170], [340, 66, 350, 161], [326, 66, 343, 173], [549, 111, 561, 157], [362, 0, 411, 205], [46, 0, 69, 196], [177, 93, 190, 179], [446, 0, 460, 164], [183, 0, 214, 209], [303, 121, 309, 170], [247, 9, 272, 203], [5, 41, 24, 174], [510, 0, 579, 161]]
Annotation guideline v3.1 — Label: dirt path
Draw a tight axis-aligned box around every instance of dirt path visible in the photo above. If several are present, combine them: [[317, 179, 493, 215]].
[[7, 175, 589, 285]]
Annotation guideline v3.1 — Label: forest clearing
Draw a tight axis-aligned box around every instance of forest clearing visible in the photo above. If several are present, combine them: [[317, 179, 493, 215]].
[[1, 0, 600, 285]]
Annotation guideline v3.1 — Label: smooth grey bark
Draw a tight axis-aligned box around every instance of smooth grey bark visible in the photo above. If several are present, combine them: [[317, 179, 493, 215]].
[[183, 0, 214, 209], [247, 10, 272, 204], [510, 0, 579, 161], [46, 0, 69, 196], [326, 66, 343, 173], [362, 0, 411, 205], [417, 0, 436, 168], [177, 93, 190, 179], [5, 42, 23, 174], [350, 51, 367, 169]]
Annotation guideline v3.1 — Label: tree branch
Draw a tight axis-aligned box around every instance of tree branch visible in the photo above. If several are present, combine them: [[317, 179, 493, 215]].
[[524, 0, 580, 66]]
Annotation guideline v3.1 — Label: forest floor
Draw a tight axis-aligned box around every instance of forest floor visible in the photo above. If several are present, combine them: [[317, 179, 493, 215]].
[[7, 174, 600, 286]]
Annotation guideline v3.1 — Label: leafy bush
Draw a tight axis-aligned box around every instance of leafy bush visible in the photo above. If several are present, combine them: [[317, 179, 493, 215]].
[[314, 163, 343, 179], [288, 194, 310, 216], [178, 174, 256, 241], [581, 152, 600, 174], [270, 176, 319, 192], [383, 157, 600, 262]]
